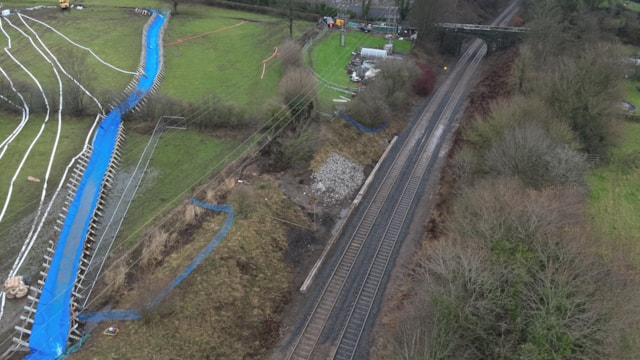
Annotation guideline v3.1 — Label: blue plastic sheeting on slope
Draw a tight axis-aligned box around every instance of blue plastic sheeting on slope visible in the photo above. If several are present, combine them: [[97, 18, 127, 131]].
[[77, 200, 233, 323], [339, 111, 387, 133], [77, 310, 142, 323], [27, 13, 167, 360], [148, 200, 234, 309]]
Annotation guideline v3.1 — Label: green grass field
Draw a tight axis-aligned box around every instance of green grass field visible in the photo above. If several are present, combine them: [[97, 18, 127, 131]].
[[589, 80, 640, 266], [0, 2, 313, 237], [114, 129, 239, 248], [309, 30, 413, 110], [160, 4, 311, 109], [0, 115, 92, 231]]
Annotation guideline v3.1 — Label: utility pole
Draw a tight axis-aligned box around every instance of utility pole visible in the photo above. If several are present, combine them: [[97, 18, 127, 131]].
[[386, 6, 398, 35], [339, 3, 348, 47]]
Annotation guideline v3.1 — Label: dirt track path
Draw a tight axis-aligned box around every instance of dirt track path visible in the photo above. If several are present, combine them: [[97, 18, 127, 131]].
[[164, 21, 246, 46]]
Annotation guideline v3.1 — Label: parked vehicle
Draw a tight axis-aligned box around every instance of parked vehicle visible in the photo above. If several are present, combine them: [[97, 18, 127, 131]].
[[323, 16, 335, 28]]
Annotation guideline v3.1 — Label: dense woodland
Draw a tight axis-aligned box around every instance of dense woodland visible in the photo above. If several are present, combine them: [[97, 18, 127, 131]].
[[383, 0, 640, 359]]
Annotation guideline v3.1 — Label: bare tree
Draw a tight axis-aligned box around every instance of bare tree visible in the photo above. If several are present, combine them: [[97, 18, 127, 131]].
[[278, 39, 302, 71], [386, 179, 640, 359], [396, 0, 411, 21], [463, 96, 577, 155], [278, 67, 316, 123], [60, 49, 97, 116], [361, 0, 372, 21], [523, 0, 566, 64], [367, 59, 420, 111], [407, 0, 456, 51], [484, 124, 589, 189], [162, 0, 179, 14], [536, 43, 624, 156]]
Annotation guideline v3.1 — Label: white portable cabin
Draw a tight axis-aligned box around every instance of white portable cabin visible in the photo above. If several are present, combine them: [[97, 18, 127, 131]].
[[360, 47, 388, 59]]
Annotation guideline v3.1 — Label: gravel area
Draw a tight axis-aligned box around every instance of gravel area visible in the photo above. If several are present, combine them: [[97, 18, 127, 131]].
[[312, 153, 364, 206]]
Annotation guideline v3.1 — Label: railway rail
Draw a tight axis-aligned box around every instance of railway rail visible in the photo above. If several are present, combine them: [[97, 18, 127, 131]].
[[284, 2, 521, 359]]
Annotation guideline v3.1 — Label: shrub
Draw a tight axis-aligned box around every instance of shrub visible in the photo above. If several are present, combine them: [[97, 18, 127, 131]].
[[447, 178, 585, 245], [464, 96, 578, 154], [261, 100, 292, 135], [535, 43, 624, 156], [230, 187, 254, 219], [191, 96, 249, 130], [279, 124, 320, 169], [141, 228, 169, 268], [278, 40, 303, 72], [509, 45, 536, 95], [346, 89, 388, 128], [484, 124, 589, 189], [414, 63, 436, 96], [123, 94, 186, 123], [278, 67, 316, 122], [366, 59, 420, 111]]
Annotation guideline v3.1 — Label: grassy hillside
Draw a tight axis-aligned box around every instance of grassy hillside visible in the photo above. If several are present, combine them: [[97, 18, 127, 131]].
[[160, 5, 311, 109], [0, 2, 320, 358], [114, 129, 239, 247], [0, 115, 91, 230], [0, 2, 313, 236]]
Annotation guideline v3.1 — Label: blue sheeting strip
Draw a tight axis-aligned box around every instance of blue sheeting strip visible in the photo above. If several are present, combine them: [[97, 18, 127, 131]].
[[77, 310, 142, 323], [77, 200, 233, 322], [27, 13, 168, 360], [147, 200, 234, 309], [339, 111, 388, 133]]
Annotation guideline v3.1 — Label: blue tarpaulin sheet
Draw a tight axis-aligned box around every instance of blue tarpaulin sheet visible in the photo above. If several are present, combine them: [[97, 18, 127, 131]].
[[147, 200, 234, 309], [77, 200, 234, 322], [27, 12, 167, 360], [339, 111, 387, 133], [77, 310, 142, 323]]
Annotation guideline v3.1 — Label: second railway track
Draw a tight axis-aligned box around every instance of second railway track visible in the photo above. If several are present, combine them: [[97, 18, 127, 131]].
[[285, 2, 521, 359], [286, 39, 487, 360]]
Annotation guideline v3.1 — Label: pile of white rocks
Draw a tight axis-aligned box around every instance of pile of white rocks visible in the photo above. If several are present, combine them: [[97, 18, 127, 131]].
[[312, 152, 364, 205]]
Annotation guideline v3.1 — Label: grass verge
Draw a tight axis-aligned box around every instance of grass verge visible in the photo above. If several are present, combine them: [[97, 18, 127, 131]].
[[71, 175, 304, 359], [309, 30, 413, 111], [588, 118, 640, 267], [113, 128, 239, 249], [0, 115, 92, 235]]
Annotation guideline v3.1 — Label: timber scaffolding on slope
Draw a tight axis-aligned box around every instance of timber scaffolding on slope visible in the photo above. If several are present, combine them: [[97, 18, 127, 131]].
[[436, 22, 528, 53], [4, 11, 169, 360]]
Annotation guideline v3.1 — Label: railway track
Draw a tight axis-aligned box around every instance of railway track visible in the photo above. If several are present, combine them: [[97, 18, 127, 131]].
[[284, 2, 522, 359], [286, 37, 488, 360], [329, 41, 488, 360]]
